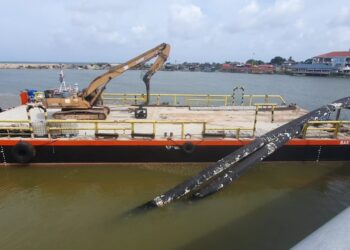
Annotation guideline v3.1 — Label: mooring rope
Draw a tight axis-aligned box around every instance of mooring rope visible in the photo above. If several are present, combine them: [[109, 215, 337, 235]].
[[316, 146, 322, 163], [0, 145, 7, 165]]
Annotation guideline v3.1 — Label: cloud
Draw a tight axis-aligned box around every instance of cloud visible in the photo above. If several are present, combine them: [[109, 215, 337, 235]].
[[131, 25, 146, 35], [67, 0, 131, 14], [168, 3, 205, 39], [328, 7, 350, 26], [226, 0, 304, 33], [87, 27, 127, 45], [1, 0, 350, 63], [268, 0, 302, 15], [239, 1, 259, 15], [170, 3, 203, 24]]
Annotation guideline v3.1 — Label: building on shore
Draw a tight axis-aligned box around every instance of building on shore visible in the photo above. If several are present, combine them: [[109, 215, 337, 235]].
[[250, 64, 274, 74], [291, 63, 338, 76], [291, 50, 350, 76], [221, 63, 275, 74]]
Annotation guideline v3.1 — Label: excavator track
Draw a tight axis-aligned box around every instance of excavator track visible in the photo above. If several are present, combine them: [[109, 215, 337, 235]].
[[53, 107, 109, 120]]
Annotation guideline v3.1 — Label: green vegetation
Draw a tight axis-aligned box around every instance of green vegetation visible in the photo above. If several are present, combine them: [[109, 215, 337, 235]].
[[270, 56, 286, 65], [246, 59, 265, 65]]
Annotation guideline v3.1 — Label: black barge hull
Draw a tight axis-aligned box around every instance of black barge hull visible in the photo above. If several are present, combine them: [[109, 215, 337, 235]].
[[1, 139, 350, 165]]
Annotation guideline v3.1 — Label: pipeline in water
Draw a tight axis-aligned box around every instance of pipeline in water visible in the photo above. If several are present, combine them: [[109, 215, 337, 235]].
[[130, 97, 350, 214]]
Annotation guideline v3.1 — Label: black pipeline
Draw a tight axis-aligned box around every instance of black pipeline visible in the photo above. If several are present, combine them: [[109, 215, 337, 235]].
[[135, 97, 350, 210]]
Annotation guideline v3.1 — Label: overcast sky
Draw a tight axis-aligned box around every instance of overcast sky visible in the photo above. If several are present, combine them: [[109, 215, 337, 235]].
[[1, 0, 349, 63]]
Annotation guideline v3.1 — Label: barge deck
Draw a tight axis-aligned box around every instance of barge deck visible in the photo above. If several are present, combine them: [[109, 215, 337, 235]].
[[0, 93, 350, 165]]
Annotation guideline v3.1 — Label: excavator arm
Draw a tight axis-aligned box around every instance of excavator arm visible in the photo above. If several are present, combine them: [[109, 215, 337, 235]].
[[43, 43, 170, 120], [142, 44, 170, 104], [84, 43, 170, 106]]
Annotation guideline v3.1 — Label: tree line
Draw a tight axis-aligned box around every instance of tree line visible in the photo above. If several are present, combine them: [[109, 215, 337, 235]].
[[245, 56, 296, 66]]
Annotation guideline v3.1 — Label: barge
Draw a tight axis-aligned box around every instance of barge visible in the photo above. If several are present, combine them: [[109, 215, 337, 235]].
[[0, 44, 349, 166], [0, 92, 350, 166]]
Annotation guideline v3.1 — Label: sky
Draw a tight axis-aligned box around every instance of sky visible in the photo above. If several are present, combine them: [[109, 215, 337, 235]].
[[0, 0, 350, 63]]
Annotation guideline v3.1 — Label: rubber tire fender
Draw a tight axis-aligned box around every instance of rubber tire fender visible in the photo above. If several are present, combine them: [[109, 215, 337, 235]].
[[11, 141, 36, 164], [182, 142, 196, 154]]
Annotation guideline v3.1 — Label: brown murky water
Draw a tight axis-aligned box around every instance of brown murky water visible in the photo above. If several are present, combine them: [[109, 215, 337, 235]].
[[1, 70, 350, 249], [1, 162, 350, 250]]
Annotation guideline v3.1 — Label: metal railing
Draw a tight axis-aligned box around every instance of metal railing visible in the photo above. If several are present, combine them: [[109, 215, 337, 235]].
[[45, 119, 254, 139], [3, 118, 349, 140], [101, 93, 286, 106], [0, 118, 254, 139], [46, 119, 206, 139], [0, 120, 33, 137], [204, 127, 254, 139], [34, 91, 286, 107], [302, 120, 350, 138]]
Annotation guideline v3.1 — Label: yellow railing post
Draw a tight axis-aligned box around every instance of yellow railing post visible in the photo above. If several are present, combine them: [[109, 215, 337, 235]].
[[153, 121, 156, 135], [157, 95, 160, 105], [173, 95, 177, 106], [181, 123, 185, 139], [48, 126, 51, 139], [123, 94, 127, 104], [236, 128, 241, 139], [253, 105, 259, 137], [302, 123, 309, 138], [334, 122, 341, 138], [131, 122, 135, 135], [94, 122, 98, 134]]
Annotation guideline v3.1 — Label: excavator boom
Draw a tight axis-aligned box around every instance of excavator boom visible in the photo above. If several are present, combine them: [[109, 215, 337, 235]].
[[84, 43, 170, 105], [43, 43, 170, 119]]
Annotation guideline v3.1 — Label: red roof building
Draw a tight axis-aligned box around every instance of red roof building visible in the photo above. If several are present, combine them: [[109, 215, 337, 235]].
[[313, 51, 350, 68], [314, 51, 350, 58], [221, 63, 234, 71]]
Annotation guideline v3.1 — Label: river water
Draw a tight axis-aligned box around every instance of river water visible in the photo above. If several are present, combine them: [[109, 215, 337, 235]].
[[0, 70, 350, 249]]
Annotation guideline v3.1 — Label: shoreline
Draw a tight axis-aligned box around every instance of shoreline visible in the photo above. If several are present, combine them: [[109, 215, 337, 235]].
[[0, 63, 349, 78], [0, 63, 116, 70]]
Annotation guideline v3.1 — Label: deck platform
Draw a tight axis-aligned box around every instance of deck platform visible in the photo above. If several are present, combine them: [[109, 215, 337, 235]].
[[0, 104, 309, 139], [1, 103, 350, 164], [1, 103, 349, 140]]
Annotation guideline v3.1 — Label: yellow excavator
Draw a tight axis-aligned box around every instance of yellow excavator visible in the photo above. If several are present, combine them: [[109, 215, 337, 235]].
[[43, 43, 170, 120]]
